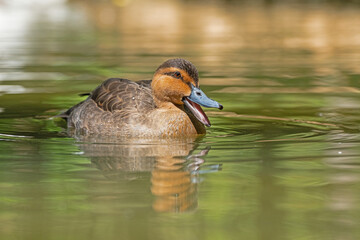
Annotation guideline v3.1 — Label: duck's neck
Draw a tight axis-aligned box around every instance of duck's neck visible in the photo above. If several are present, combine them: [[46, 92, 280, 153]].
[[154, 99, 180, 110], [150, 100, 206, 137]]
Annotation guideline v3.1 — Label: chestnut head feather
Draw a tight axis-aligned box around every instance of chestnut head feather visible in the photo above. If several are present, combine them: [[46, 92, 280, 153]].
[[151, 58, 223, 127], [151, 58, 199, 106]]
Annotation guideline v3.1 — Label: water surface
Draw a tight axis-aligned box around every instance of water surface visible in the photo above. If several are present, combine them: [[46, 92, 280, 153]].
[[1, 0, 360, 239]]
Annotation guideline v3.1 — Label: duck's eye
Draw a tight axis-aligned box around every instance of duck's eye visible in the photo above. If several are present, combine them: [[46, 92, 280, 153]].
[[172, 71, 182, 78]]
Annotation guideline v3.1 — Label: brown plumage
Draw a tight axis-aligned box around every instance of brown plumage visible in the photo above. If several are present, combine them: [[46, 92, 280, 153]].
[[62, 58, 223, 137]]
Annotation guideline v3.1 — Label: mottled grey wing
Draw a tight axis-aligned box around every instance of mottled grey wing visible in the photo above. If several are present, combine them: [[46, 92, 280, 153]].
[[136, 79, 152, 88], [90, 78, 155, 113]]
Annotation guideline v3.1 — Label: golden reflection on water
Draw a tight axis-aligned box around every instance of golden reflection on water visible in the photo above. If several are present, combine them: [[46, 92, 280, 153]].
[[69, 0, 360, 77], [151, 157, 198, 212], [77, 137, 214, 212]]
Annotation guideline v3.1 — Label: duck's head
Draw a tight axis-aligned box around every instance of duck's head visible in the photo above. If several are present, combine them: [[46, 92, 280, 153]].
[[151, 58, 223, 127]]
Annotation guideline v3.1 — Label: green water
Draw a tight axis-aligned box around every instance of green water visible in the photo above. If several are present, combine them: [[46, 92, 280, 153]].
[[1, 0, 360, 239]]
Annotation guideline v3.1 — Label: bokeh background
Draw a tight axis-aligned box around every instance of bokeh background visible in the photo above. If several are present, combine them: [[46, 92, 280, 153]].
[[1, 0, 360, 239]]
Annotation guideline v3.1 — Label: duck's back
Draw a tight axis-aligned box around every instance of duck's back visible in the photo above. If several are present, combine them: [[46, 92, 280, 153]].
[[91, 78, 154, 113], [66, 78, 156, 136]]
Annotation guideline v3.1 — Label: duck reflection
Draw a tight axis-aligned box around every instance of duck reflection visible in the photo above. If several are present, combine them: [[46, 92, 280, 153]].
[[76, 136, 220, 213], [151, 147, 213, 212]]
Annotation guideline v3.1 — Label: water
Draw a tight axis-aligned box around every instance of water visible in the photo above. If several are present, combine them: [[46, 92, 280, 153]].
[[1, 0, 360, 239]]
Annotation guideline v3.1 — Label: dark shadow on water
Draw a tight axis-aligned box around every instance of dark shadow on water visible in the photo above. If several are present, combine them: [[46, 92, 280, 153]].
[[75, 136, 221, 213]]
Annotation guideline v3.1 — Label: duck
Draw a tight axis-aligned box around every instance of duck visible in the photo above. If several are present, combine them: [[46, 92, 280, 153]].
[[61, 58, 223, 137]]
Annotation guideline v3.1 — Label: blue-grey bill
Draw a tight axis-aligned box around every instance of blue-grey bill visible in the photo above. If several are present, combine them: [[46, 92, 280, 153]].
[[188, 86, 223, 110], [183, 86, 223, 127], [183, 98, 211, 127]]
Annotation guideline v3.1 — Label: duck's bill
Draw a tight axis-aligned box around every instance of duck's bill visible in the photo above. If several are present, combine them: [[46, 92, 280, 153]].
[[183, 98, 211, 127], [183, 86, 223, 127]]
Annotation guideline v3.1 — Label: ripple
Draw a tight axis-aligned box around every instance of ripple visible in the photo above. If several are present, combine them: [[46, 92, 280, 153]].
[[0, 85, 28, 95], [0, 133, 33, 141], [208, 111, 338, 130], [214, 86, 360, 94]]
